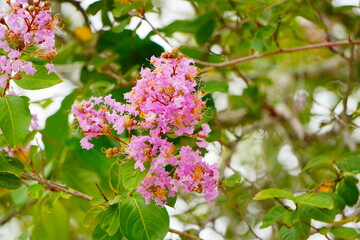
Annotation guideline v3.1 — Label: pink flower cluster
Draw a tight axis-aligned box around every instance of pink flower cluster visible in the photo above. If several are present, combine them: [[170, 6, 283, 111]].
[[0, 0, 57, 89], [73, 51, 219, 206]]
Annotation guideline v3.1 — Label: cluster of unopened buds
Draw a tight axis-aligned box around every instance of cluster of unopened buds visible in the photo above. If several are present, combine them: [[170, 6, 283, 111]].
[[0, 0, 58, 90], [73, 50, 219, 206]]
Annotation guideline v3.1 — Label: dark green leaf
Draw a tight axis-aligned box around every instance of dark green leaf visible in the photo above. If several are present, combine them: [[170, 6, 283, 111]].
[[0, 171, 22, 189], [300, 205, 336, 223], [86, 1, 102, 15], [0, 152, 24, 175], [0, 95, 31, 147], [195, 13, 216, 45], [120, 194, 169, 240], [100, 204, 120, 236], [337, 176, 359, 206], [14, 65, 63, 90]]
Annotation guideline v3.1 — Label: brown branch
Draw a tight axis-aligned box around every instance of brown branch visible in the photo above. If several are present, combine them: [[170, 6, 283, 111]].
[[137, 14, 173, 49], [169, 228, 203, 240], [21, 173, 200, 239], [21, 173, 92, 201], [196, 40, 360, 70]]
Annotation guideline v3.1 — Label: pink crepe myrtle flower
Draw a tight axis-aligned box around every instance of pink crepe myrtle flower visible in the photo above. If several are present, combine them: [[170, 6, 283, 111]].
[[72, 50, 219, 206]]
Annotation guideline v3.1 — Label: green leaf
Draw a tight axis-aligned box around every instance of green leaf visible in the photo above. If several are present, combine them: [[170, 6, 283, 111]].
[[11, 185, 28, 208], [300, 205, 336, 223], [224, 173, 242, 187], [338, 156, 360, 173], [303, 155, 333, 171], [0, 135, 7, 148], [120, 194, 169, 240], [121, 161, 148, 192], [337, 176, 359, 206], [0, 171, 22, 189], [295, 193, 333, 209], [253, 188, 294, 201], [109, 162, 123, 193], [0, 152, 24, 175], [100, 204, 120, 236], [330, 227, 358, 239], [195, 13, 216, 45], [84, 206, 106, 228], [260, 205, 288, 229], [86, 1, 101, 15], [14, 65, 63, 90], [279, 221, 310, 240], [27, 184, 44, 199], [255, 24, 277, 39], [43, 92, 76, 160], [93, 224, 123, 240], [283, 210, 300, 227], [204, 81, 229, 93], [0, 95, 31, 147]]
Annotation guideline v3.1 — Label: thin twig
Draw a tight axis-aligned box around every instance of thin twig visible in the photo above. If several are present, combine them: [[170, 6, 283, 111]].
[[195, 40, 360, 70], [21, 173, 92, 201], [95, 182, 108, 202], [169, 228, 203, 240], [138, 14, 174, 49]]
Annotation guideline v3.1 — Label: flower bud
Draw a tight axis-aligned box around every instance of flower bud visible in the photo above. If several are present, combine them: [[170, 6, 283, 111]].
[[13, 73, 22, 80]]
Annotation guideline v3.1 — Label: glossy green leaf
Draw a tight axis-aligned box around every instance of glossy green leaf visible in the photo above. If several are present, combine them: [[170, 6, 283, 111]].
[[100, 204, 120, 236], [338, 156, 360, 173], [0, 171, 22, 189], [337, 176, 359, 206], [260, 205, 288, 229], [253, 188, 294, 201], [300, 205, 336, 223], [14, 65, 63, 90], [295, 193, 333, 209], [0, 95, 31, 147], [120, 194, 169, 240], [330, 227, 358, 239]]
